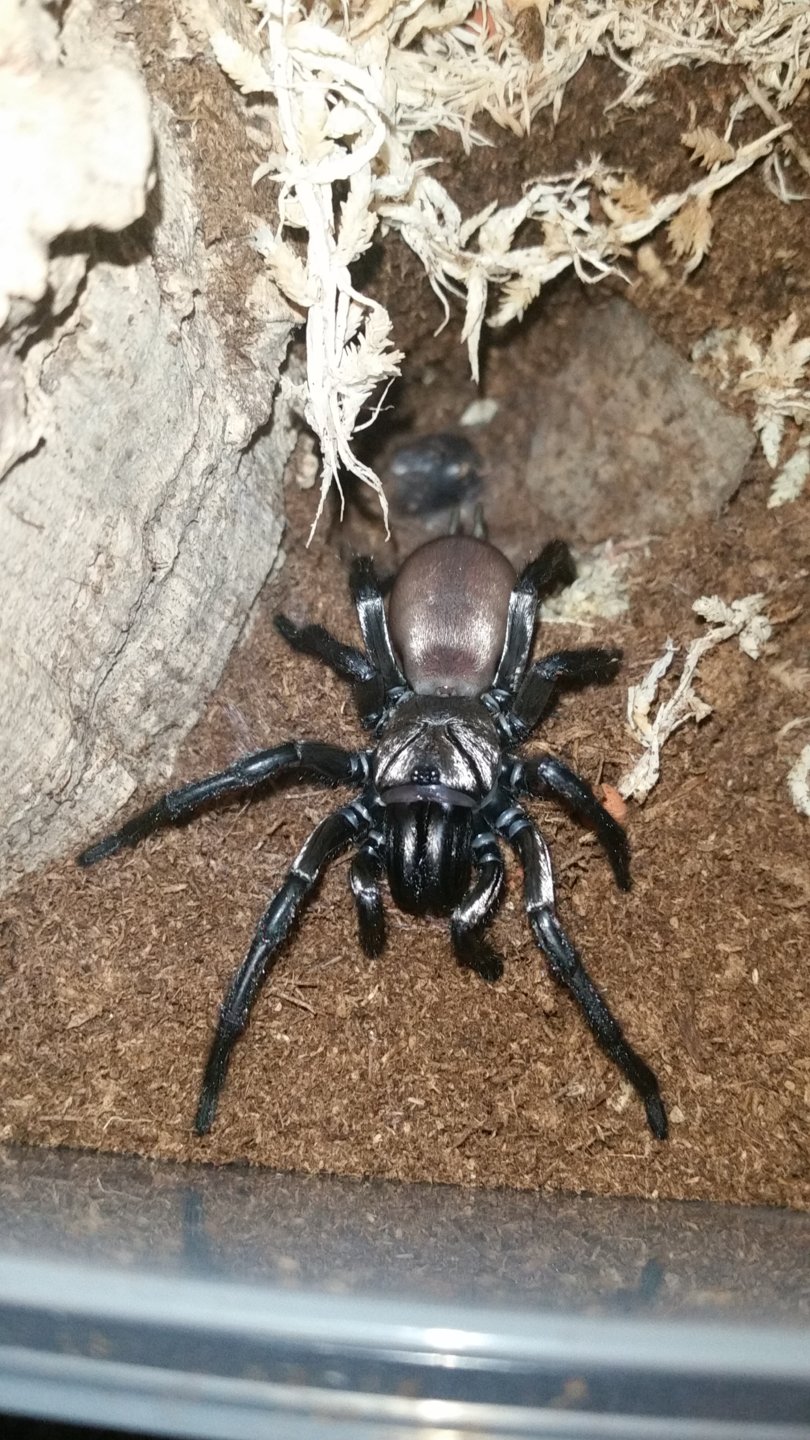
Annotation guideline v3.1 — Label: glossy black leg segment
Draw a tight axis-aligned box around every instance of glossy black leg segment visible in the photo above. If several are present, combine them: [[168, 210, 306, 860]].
[[501, 810, 667, 1140], [77, 744, 367, 867], [532, 907, 667, 1140], [195, 802, 367, 1134], [518, 752, 630, 890], [275, 614, 373, 684], [492, 541, 576, 696], [451, 832, 504, 981], [350, 556, 407, 695], [350, 835, 386, 957], [509, 647, 622, 736]]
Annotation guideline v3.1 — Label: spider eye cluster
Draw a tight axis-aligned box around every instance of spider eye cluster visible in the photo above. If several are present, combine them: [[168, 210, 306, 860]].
[[411, 764, 440, 785]]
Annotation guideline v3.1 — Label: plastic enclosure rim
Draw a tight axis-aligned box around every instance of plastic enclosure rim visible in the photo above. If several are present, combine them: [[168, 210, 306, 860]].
[[0, 1146, 808, 1440]]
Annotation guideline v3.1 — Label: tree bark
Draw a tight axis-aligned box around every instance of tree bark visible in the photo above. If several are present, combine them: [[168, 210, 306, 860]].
[[0, 0, 294, 892]]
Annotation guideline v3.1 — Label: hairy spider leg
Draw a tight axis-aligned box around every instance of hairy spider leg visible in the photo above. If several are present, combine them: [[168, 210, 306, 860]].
[[450, 828, 504, 982], [77, 743, 366, 867], [492, 799, 667, 1140], [508, 648, 622, 738], [349, 555, 408, 695], [350, 827, 387, 957], [515, 752, 630, 891], [195, 800, 369, 1135], [273, 615, 373, 684], [276, 613, 387, 730], [276, 562, 408, 732], [491, 541, 577, 697]]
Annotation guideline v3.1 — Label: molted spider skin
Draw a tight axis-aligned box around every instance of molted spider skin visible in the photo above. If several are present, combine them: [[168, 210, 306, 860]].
[[78, 531, 668, 1143], [387, 432, 482, 516]]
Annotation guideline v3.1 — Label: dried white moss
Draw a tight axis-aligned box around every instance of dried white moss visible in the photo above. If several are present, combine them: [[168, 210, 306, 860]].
[[540, 543, 630, 625], [619, 595, 772, 804], [787, 744, 810, 818], [693, 317, 810, 472], [768, 436, 810, 508]]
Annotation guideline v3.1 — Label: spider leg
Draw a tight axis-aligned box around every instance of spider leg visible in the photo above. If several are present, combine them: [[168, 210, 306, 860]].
[[507, 647, 622, 738], [78, 744, 366, 866], [492, 800, 667, 1140], [513, 752, 630, 890], [451, 829, 504, 981], [274, 615, 374, 684], [350, 828, 387, 957], [350, 556, 408, 696], [196, 800, 368, 1134], [491, 541, 576, 697]]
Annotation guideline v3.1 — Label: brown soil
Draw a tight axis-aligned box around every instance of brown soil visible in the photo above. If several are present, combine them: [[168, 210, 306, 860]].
[[1, 37, 808, 1208], [2, 367, 807, 1206]]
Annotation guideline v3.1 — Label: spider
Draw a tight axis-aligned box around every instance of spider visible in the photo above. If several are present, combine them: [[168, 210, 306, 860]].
[[79, 531, 668, 1140]]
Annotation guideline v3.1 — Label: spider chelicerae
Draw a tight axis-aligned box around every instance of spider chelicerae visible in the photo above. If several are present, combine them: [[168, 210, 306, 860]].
[[79, 530, 667, 1140]]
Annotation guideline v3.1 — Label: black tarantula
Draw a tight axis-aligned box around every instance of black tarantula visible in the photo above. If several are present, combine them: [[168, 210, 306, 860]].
[[79, 533, 667, 1140]]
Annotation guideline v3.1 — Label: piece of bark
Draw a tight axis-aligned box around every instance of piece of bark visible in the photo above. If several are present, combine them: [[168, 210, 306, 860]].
[[0, 0, 294, 893]]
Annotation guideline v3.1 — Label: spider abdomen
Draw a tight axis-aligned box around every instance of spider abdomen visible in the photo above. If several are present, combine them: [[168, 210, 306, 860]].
[[385, 802, 473, 915], [388, 535, 515, 697]]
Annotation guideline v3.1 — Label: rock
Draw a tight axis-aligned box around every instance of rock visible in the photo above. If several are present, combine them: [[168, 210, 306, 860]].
[[526, 298, 755, 543]]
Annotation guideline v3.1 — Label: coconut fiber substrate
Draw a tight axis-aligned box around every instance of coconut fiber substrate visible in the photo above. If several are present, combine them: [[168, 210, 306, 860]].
[[1, 331, 808, 1209]]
